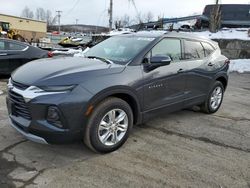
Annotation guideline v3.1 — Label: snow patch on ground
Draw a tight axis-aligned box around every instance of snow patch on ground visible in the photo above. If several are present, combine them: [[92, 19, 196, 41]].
[[0, 90, 3, 95], [230, 59, 250, 73], [193, 28, 250, 41]]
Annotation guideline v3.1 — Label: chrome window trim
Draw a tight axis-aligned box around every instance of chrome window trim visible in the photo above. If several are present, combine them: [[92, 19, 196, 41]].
[[7, 46, 29, 52]]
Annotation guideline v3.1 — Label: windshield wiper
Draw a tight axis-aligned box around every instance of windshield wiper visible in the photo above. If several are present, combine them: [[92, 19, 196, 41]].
[[86, 56, 113, 64]]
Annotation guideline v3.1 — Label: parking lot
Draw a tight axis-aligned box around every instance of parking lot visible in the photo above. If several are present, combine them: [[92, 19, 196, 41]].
[[0, 73, 250, 188]]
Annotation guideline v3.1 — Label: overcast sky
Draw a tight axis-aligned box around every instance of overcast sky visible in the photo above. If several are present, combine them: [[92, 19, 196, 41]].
[[0, 0, 249, 26]]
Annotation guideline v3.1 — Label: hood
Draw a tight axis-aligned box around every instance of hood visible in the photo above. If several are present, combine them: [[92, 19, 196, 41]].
[[12, 57, 125, 86]]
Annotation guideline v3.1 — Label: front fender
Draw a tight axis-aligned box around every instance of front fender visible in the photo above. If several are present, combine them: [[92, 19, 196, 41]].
[[86, 86, 143, 125]]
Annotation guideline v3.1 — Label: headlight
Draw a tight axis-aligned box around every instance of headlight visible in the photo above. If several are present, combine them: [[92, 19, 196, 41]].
[[38, 85, 76, 92]]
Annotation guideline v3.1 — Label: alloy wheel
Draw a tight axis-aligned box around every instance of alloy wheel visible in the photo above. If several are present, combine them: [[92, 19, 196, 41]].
[[98, 109, 128, 146], [210, 86, 223, 110]]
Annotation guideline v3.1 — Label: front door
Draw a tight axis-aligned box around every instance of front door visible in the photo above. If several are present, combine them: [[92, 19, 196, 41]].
[[142, 38, 189, 113]]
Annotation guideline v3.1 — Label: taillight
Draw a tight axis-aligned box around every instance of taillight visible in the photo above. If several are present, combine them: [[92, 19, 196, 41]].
[[48, 51, 53, 58], [225, 59, 230, 64]]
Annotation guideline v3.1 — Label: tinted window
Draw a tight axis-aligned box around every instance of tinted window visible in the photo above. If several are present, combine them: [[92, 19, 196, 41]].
[[184, 40, 205, 60], [7, 42, 26, 51], [0, 41, 5, 50], [152, 38, 181, 61], [202, 42, 214, 56]]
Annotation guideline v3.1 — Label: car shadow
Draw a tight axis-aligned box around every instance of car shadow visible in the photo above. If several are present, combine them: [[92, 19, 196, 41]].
[[0, 75, 10, 80]]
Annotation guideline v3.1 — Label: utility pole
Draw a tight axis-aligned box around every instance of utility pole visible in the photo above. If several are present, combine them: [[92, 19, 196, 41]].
[[108, 0, 113, 31], [56, 10, 62, 33], [75, 19, 78, 33]]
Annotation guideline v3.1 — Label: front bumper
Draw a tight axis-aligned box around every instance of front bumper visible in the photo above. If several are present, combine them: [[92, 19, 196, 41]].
[[9, 116, 48, 144], [6, 84, 93, 144]]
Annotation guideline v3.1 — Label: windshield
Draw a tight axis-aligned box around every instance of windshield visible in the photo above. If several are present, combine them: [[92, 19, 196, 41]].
[[85, 36, 155, 64]]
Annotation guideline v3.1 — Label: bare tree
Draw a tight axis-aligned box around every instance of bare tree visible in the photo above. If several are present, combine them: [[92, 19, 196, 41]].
[[209, 0, 221, 33], [21, 6, 34, 19], [114, 14, 132, 28], [145, 11, 154, 23], [46, 10, 57, 26], [36, 8, 46, 21], [135, 12, 143, 24], [114, 19, 122, 29], [121, 14, 131, 27]]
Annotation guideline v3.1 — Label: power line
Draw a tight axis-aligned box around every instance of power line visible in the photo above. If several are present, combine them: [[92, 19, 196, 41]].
[[65, 0, 80, 17]]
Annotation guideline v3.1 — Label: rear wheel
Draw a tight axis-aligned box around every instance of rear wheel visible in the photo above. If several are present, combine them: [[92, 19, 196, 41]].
[[201, 81, 224, 114], [84, 97, 133, 153]]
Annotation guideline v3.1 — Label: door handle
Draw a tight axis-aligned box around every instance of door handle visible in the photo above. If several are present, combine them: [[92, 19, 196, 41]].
[[208, 62, 215, 66], [0, 53, 7, 56], [177, 68, 184, 73]]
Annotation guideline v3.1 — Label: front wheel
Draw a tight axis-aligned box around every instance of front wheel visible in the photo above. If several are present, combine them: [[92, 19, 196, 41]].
[[201, 81, 224, 114], [84, 97, 133, 153]]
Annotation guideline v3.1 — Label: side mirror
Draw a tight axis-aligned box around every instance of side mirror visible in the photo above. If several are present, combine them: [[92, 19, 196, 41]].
[[144, 55, 171, 71], [150, 55, 171, 65]]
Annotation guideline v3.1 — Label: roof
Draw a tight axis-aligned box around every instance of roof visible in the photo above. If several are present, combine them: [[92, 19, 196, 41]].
[[118, 31, 213, 41], [165, 32, 212, 41], [0, 13, 46, 23], [118, 31, 167, 38]]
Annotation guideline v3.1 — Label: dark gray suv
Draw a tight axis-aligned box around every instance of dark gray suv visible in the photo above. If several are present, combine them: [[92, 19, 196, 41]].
[[6, 32, 229, 153]]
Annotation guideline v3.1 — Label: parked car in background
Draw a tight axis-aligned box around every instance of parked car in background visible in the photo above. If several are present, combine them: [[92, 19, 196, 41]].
[[6, 32, 229, 153], [197, 4, 250, 28], [0, 38, 52, 75]]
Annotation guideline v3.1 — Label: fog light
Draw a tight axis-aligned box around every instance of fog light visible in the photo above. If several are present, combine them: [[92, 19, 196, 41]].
[[47, 106, 63, 128]]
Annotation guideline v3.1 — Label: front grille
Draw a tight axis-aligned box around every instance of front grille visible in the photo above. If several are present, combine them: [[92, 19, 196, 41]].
[[11, 80, 29, 90], [8, 90, 31, 120]]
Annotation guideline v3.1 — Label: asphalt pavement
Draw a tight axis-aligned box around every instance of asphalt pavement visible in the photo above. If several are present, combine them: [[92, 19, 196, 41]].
[[0, 73, 250, 188]]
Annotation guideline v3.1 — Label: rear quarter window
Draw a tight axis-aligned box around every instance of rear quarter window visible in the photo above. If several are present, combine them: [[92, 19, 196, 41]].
[[6, 42, 27, 51], [202, 42, 215, 56]]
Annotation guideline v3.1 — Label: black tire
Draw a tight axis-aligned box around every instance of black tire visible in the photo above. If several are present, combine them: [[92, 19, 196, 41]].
[[84, 97, 133, 153], [201, 81, 224, 114]]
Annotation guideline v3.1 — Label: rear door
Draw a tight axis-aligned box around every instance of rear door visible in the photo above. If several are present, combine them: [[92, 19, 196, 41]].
[[182, 39, 214, 106], [142, 38, 189, 113]]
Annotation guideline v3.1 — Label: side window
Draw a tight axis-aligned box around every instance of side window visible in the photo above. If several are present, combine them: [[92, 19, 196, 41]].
[[6, 42, 26, 51], [151, 38, 182, 61], [202, 42, 215, 56], [184, 40, 205, 60], [0, 41, 6, 50]]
